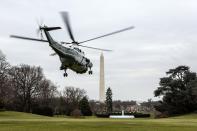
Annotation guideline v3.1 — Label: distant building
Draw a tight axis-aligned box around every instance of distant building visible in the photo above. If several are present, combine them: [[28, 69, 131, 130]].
[[99, 53, 105, 102]]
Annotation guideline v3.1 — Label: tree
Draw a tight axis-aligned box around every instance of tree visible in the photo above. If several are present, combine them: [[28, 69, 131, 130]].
[[36, 79, 57, 106], [9, 64, 44, 112], [32, 79, 57, 116], [154, 65, 197, 115], [79, 96, 92, 116], [53, 92, 67, 115], [105, 87, 113, 113], [0, 50, 11, 109], [0, 50, 58, 114], [63, 86, 86, 115]]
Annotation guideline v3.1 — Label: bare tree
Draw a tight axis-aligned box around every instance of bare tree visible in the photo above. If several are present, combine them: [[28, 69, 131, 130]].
[[9, 64, 43, 112], [35, 79, 57, 106], [0, 50, 11, 108], [63, 86, 86, 115], [0, 50, 58, 114]]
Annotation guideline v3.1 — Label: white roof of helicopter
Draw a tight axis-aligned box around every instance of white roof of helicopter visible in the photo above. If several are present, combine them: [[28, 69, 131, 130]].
[[68, 44, 85, 56]]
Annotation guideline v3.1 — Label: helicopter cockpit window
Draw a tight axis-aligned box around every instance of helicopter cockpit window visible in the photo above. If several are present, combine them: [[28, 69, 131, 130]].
[[74, 47, 82, 53]]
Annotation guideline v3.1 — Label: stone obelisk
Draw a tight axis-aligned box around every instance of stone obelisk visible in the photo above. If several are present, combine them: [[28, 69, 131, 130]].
[[99, 52, 105, 102]]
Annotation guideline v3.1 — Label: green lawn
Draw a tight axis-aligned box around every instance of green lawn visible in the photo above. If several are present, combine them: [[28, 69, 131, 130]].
[[0, 111, 197, 131]]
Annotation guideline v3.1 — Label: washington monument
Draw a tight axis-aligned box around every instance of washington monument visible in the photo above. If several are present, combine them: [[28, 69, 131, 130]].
[[99, 52, 105, 102]]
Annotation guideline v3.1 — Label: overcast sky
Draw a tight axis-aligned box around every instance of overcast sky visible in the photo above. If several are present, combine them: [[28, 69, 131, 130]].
[[1, 0, 197, 101]]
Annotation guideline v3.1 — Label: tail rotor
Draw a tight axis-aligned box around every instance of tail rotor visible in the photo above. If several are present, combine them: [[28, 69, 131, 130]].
[[36, 18, 44, 40]]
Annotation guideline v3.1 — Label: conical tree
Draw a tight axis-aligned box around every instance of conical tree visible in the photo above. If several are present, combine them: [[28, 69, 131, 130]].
[[106, 87, 113, 113], [79, 96, 92, 116]]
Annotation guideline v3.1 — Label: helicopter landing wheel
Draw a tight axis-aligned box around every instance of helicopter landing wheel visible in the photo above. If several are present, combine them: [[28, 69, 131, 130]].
[[88, 70, 93, 75], [63, 73, 68, 77]]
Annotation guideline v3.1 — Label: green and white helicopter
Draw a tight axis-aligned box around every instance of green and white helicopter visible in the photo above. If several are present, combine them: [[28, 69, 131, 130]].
[[10, 12, 134, 77]]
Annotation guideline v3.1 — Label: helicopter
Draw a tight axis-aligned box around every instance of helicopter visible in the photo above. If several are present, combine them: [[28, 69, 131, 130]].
[[10, 12, 134, 77]]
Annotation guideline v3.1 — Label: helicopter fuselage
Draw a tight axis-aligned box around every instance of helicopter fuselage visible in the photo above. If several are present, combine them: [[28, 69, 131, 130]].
[[50, 41, 93, 74]]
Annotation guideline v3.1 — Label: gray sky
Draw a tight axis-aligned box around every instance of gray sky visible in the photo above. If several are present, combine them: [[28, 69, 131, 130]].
[[1, 0, 197, 101]]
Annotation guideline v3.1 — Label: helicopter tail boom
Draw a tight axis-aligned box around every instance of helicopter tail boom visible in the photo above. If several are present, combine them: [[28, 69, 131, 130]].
[[39, 26, 61, 44]]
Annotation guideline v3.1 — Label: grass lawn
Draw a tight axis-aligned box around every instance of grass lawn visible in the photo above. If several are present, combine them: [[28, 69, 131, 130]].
[[0, 111, 197, 131]]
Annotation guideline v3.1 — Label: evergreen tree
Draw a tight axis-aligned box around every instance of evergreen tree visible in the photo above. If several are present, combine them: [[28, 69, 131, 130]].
[[79, 96, 92, 116], [106, 87, 113, 113], [154, 65, 197, 115]]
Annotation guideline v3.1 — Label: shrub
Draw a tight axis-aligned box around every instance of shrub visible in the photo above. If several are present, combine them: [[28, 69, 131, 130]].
[[70, 109, 82, 118], [134, 113, 150, 118], [109, 112, 150, 118], [32, 106, 53, 116], [154, 111, 169, 118], [95, 112, 110, 118], [0, 100, 4, 109]]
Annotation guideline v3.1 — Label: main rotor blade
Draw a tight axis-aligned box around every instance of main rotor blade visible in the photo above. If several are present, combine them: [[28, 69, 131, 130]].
[[60, 12, 75, 42], [10, 35, 48, 42], [79, 26, 134, 44], [78, 45, 112, 52]]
